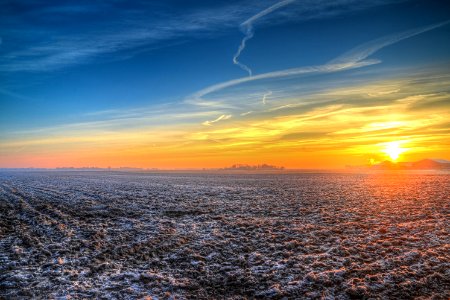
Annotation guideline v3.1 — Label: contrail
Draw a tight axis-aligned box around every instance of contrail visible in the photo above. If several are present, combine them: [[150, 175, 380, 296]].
[[262, 90, 272, 105], [188, 20, 449, 104], [233, 30, 254, 76], [189, 60, 378, 105], [233, 0, 297, 76]]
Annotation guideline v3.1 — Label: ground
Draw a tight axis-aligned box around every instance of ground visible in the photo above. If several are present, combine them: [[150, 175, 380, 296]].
[[0, 171, 449, 299]]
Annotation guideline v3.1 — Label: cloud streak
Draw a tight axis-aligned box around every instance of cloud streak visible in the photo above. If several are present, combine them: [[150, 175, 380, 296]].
[[330, 20, 450, 65], [0, 2, 254, 72], [189, 21, 449, 105], [3, 66, 450, 168], [202, 114, 232, 126], [262, 90, 272, 105], [233, 0, 296, 76], [189, 61, 379, 105], [0, 0, 401, 72]]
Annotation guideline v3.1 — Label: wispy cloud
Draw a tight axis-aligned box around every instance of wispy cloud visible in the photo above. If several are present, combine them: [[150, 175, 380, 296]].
[[6, 22, 445, 144], [188, 21, 449, 106], [2, 66, 450, 167], [329, 20, 450, 64], [0, 0, 401, 72], [0, 87, 35, 102], [202, 114, 232, 126], [188, 60, 380, 105], [241, 111, 253, 116], [262, 90, 272, 105], [0, 2, 251, 72]]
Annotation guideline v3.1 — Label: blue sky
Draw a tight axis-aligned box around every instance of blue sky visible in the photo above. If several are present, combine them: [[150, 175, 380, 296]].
[[1, 0, 450, 168]]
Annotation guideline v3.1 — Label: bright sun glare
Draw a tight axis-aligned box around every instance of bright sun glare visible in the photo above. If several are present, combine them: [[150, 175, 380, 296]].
[[383, 141, 406, 161]]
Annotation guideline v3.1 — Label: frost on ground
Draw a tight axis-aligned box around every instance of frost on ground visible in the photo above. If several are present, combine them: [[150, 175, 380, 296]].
[[0, 171, 449, 299]]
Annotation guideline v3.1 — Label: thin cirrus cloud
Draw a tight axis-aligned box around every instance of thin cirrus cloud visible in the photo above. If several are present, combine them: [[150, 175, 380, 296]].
[[1, 1, 449, 168], [3, 21, 447, 141], [2, 67, 449, 168], [329, 20, 450, 65], [0, 2, 247, 72], [187, 20, 449, 107], [202, 114, 232, 126], [0, 0, 399, 72]]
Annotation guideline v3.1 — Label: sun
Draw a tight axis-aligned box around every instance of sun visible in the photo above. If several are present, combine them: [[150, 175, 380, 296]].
[[383, 141, 406, 161]]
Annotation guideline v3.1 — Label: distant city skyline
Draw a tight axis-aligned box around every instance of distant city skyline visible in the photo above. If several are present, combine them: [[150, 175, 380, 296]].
[[1, 0, 450, 168]]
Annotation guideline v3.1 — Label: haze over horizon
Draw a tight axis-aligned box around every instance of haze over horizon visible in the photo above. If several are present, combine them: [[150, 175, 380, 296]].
[[1, 0, 450, 168]]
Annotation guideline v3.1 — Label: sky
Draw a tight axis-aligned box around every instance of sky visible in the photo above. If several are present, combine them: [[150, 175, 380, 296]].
[[1, 0, 450, 169]]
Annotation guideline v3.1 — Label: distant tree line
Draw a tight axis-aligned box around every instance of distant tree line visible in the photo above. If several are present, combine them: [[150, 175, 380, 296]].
[[222, 164, 285, 170]]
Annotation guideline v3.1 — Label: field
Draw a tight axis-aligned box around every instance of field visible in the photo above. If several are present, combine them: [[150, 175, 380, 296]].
[[0, 171, 449, 299]]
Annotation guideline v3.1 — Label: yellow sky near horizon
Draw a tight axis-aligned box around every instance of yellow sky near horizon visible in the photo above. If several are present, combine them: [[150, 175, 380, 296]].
[[1, 71, 450, 169]]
